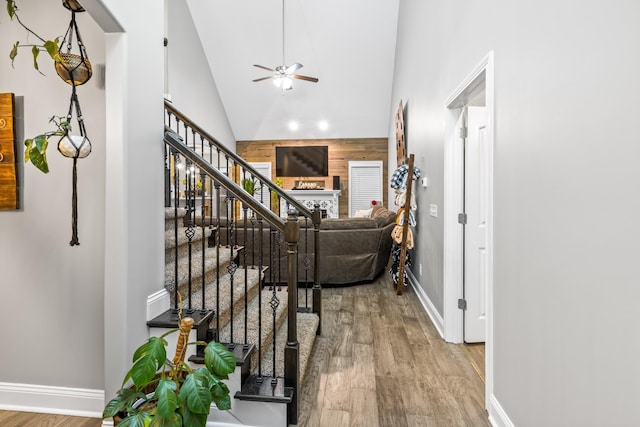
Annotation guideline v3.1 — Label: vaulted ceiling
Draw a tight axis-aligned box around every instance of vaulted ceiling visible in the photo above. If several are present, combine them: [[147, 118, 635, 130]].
[[186, 0, 399, 141]]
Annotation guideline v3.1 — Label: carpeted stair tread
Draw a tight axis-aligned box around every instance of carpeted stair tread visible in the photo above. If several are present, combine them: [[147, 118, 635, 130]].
[[164, 207, 188, 230], [218, 288, 289, 370], [164, 227, 209, 260], [197, 267, 263, 334], [255, 312, 319, 383], [164, 246, 237, 290]]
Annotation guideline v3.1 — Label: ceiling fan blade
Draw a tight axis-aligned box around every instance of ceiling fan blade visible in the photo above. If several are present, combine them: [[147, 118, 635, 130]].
[[252, 76, 275, 82], [286, 62, 303, 74], [253, 64, 275, 72], [292, 74, 319, 83]]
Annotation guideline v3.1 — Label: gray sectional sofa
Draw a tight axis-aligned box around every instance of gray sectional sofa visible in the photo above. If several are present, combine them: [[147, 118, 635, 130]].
[[216, 205, 396, 285]]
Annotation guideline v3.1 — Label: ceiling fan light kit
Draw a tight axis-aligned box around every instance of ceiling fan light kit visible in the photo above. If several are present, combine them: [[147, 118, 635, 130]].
[[253, 0, 318, 91]]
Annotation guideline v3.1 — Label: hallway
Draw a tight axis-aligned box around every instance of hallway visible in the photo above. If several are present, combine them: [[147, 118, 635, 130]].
[[298, 274, 489, 426], [0, 274, 488, 427]]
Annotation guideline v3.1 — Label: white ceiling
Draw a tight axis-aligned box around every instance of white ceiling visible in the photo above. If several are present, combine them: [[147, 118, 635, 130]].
[[186, 0, 399, 141]]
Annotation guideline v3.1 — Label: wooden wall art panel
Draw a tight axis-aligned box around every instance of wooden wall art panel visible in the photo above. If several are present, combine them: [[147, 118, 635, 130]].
[[0, 93, 17, 210], [237, 138, 388, 218]]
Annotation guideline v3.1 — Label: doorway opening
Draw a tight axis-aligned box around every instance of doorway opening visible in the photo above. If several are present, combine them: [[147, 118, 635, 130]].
[[443, 52, 494, 411]]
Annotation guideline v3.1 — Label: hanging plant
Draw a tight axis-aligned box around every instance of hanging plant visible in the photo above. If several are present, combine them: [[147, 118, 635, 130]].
[[6, 0, 94, 245], [6, 0, 62, 72], [23, 115, 70, 173]]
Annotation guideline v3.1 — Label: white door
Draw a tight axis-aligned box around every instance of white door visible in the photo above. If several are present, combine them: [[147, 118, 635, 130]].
[[464, 106, 488, 343]]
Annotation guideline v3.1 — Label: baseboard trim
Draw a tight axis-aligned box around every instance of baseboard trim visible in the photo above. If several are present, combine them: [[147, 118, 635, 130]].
[[147, 288, 171, 321], [488, 393, 515, 427], [407, 269, 445, 339], [0, 382, 104, 418]]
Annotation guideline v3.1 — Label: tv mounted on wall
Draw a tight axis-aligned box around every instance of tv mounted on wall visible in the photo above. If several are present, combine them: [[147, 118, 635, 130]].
[[275, 146, 329, 177]]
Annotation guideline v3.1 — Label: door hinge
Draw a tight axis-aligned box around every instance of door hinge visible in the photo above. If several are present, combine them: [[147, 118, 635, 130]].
[[458, 298, 467, 310], [459, 127, 467, 138], [458, 213, 467, 225]]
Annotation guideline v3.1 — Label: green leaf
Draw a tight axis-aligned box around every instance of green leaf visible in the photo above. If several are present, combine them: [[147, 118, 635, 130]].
[[118, 413, 150, 427], [103, 387, 139, 418], [24, 139, 33, 163], [43, 39, 59, 62], [33, 135, 47, 153], [204, 342, 236, 379], [208, 375, 231, 410], [130, 354, 160, 389], [180, 371, 213, 414], [28, 146, 48, 173], [149, 414, 181, 427], [31, 45, 40, 71], [133, 336, 168, 365], [180, 404, 207, 427], [212, 393, 231, 411], [9, 41, 18, 67], [7, 0, 15, 19], [154, 379, 178, 419]]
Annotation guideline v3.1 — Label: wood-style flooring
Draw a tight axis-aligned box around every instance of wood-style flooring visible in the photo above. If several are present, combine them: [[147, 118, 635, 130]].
[[298, 274, 489, 426], [0, 273, 488, 427]]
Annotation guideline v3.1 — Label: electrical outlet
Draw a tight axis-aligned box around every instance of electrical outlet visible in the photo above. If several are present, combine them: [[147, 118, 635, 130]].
[[429, 204, 438, 218]]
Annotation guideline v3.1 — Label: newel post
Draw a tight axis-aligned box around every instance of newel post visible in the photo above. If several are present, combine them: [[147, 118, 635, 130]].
[[312, 204, 322, 335], [284, 209, 300, 425]]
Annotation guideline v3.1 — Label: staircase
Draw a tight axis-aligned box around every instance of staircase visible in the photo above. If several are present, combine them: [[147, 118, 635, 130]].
[[145, 101, 324, 425]]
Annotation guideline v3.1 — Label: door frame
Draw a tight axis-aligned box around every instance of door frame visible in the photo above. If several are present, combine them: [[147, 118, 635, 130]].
[[443, 51, 494, 410]]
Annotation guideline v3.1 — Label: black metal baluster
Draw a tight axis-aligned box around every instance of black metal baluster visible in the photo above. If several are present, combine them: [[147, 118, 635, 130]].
[[257, 214, 264, 380], [242, 204, 249, 350], [172, 150, 180, 311]]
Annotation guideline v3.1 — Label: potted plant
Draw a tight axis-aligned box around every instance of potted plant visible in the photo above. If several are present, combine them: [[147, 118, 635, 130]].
[[103, 315, 237, 426], [270, 177, 283, 215], [241, 177, 259, 196]]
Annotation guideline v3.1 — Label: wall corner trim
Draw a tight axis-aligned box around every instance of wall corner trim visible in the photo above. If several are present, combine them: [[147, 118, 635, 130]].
[[488, 393, 515, 427], [0, 382, 104, 417], [407, 269, 445, 339]]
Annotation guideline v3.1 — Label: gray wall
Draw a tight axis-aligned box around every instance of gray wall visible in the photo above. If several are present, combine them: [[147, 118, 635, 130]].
[[392, 0, 640, 425], [0, 1, 106, 390], [168, 0, 237, 151]]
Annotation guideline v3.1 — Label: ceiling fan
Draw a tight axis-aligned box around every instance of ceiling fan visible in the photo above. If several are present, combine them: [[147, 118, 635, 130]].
[[252, 0, 318, 90]]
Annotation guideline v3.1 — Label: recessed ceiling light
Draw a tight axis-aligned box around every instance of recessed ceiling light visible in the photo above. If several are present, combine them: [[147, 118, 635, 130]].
[[288, 121, 299, 131], [318, 120, 329, 131]]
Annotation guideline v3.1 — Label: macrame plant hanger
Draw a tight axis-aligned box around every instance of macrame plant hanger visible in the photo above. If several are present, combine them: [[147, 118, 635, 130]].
[[56, 0, 92, 246]]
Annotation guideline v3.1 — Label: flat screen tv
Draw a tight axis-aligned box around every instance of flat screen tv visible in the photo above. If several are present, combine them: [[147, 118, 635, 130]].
[[275, 146, 329, 177]]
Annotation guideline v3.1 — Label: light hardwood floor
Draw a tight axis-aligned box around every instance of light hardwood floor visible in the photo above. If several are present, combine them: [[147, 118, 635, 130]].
[[298, 274, 489, 426], [0, 273, 488, 427]]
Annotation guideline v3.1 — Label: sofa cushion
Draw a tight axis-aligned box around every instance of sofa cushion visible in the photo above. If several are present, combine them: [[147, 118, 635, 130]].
[[320, 218, 378, 230], [370, 206, 396, 227]]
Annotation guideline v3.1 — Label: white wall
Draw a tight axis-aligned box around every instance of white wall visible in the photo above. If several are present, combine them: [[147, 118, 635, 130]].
[[0, 0, 106, 391], [392, 1, 640, 425], [167, 0, 237, 151]]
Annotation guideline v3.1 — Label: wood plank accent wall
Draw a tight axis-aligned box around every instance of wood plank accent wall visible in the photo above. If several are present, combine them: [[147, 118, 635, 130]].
[[236, 138, 388, 218], [0, 93, 17, 210]]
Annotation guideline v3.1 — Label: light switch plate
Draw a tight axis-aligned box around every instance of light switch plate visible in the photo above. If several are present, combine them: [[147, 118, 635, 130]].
[[421, 177, 428, 188], [429, 204, 438, 217]]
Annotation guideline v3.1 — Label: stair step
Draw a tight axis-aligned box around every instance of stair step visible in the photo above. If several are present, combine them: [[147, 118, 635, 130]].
[[164, 226, 210, 260], [147, 307, 214, 329], [234, 376, 293, 404], [164, 207, 188, 231], [164, 245, 238, 291], [189, 342, 256, 387], [202, 267, 264, 336], [256, 312, 319, 382], [218, 288, 288, 355]]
